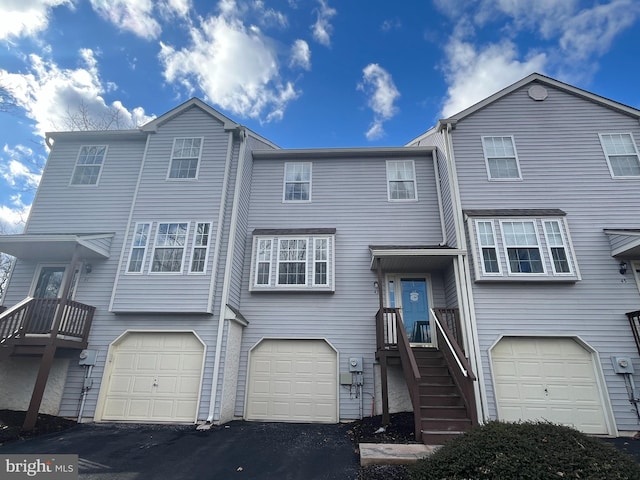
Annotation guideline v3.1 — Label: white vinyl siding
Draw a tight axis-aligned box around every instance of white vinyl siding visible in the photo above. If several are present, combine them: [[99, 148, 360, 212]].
[[150, 222, 189, 273], [251, 235, 334, 291], [189, 222, 211, 274], [126, 222, 151, 273], [167, 137, 203, 179], [70, 145, 107, 185], [482, 136, 522, 180], [599, 133, 640, 178], [476, 221, 501, 274], [386, 160, 417, 201], [283, 162, 311, 202], [502, 220, 545, 274]]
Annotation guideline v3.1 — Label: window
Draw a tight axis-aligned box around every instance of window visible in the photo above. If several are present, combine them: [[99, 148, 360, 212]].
[[599, 133, 640, 177], [71, 145, 107, 185], [313, 238, 329, 286], [251, 231, 334, 291], [482, 136, 521, 180], [283, 162, 311, 201], [502, 221, 544, 273], [476, 221, 500, 274], [168, 138, 202, 179], [386, 160, 417, 200], [277, 239, 308, 285], [543, 220, 571, 274], [151, 222, 188, 273], [127, 223, 151, 273], [190, 222, 211, 273], [255, 239, 273, 285]]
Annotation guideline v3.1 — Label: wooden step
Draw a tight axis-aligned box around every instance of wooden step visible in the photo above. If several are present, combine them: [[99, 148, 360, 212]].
[[421, 417, 472, 432], [419, 374, 454, 385], [418, 365, 449, 376], [419, 384, 458, 396], [419, 394, 463, 407], [420, 405, 469, 418], [421, 430, 465, 445]]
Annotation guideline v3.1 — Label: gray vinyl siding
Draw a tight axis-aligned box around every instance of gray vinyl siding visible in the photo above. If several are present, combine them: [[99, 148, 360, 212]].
[[111, 107, 231, 313], [234, 153, 445, 420], [452, 83, 640, 431]]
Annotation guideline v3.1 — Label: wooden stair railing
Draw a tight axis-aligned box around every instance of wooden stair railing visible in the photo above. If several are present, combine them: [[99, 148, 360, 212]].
[[627, 310, 640, 357]]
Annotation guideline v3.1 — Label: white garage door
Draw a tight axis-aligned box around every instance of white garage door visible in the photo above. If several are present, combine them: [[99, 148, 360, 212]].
[[491, 337, 608, 434], [246, 339, 337, 423], [101, 332, 204, 422]]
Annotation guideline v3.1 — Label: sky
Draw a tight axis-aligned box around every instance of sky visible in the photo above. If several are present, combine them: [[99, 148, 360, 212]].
[[1, 0, 640, 232]]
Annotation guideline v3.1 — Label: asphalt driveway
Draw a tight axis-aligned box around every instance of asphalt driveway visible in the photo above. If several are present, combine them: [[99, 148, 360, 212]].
[[0, 421, 360, 480]]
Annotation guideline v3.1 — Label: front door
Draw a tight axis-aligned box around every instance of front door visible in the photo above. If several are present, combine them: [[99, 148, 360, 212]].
[[33, 266, 66, 298], [30, 265, 79, 334], [400, 278, 431, 345]]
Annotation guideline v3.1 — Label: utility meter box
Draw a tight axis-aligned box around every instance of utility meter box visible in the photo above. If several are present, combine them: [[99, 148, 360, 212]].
[[349, 357, 363, 373], [79, 349, 98, 366], [612, 356, 634, 374]]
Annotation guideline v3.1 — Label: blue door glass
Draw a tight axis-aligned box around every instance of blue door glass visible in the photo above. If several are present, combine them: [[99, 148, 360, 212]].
[[401, 279, 430, 344]]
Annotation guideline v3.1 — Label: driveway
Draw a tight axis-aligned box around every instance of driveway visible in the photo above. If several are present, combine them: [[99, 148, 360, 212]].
[[0, 421, 360, 480]]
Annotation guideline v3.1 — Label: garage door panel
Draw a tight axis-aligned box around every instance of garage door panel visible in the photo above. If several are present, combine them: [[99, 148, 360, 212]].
[[131, 376, 155, 393], [492, 337, 607, 434], [247, 340, 337, 423]]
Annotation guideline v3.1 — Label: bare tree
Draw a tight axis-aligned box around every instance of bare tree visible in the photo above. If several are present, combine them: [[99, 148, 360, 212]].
[[59, 99, 136, 131], [0, 221, 18, 304]]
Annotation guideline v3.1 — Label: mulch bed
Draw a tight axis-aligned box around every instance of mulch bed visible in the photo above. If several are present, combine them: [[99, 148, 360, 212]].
[[0, 410, 76, 445]]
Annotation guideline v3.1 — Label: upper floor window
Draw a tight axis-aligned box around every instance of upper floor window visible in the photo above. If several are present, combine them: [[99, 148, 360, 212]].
[[482, 136, 522, 180], [283, 162, 311, 201], [127, 222, 151, 273], [251, 229, 335, 291], [543, 220, 571, 274], [151, 222, 189, 273], [168, 138, 202, 179], [386, 160, 417, 201], [501, 221, 544, 274], [71, 145, 107, 185], [189, 222, 211, 273], [475, 221, 500, 274], [599, 133, 640, 178]]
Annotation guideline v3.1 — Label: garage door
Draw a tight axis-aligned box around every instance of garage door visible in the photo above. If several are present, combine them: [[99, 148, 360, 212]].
[[246, 339, 337, 423], [101, 332, 204, 422], [491, 337, 608, 434]]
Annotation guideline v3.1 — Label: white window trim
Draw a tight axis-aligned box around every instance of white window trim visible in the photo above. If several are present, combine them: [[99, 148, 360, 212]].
[[69, 145, 108, 186], [166, 137, 204, 181], [254, 238, 273, 286], [475, 220, 502, 275], [189, 221, 212, 274], [386, 160, 418, 202], [542, 219, 573, 275], [282, 162, 312, 203], [149, 221, 190, 274], [500, 219, 546, 275], [481, 136, 523, 181], [312, 237, 330, 287], [126, 222, 151, 274], [276, 237, 309, 286], [598, 132, 640, 179]]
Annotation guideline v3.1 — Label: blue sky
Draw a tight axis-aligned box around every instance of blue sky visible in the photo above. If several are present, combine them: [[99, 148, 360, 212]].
[[1, 0, 640, 231]]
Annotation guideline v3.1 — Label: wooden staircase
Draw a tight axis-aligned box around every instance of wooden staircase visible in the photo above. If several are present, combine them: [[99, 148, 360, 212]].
[[413, 347, 473, 444]]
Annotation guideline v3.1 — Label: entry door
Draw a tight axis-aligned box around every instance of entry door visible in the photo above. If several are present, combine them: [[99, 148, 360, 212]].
[[400, 278, 431, 345], [33, 266, 66, 298]]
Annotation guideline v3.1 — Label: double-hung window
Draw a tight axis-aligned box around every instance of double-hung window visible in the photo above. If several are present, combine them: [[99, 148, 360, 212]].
[[475, 221, 500, 274], [255, 239, 273, 286], [151, 222, 188, 273], [277, 239, 308, 285], [502, 221, 544, 274], [482, 136, 521, 180], [168, 138, 202, 179], [543, 220, 571, 274], [71, 145, 107, 185], [283, 162, 311, 201], [599, 133, 640, 178], [313, 238, 329, 286], [127, 222, 151, 273], [386, 160, 417, 200], [190, 222, 211, 273]]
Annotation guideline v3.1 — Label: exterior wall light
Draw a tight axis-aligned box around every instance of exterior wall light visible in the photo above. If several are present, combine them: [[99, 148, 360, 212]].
[[619, 261, 628, 275]]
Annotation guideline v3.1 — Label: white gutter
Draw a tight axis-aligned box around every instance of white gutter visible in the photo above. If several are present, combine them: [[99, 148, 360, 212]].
[[207, 127, 247, 423], [443, 122, 488, 423]]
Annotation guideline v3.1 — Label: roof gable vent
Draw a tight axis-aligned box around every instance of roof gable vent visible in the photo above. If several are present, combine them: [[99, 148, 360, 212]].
[[528, 84, 548, 101]]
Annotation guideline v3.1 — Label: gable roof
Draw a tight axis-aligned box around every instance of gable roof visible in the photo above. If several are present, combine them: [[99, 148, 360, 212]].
[[140, 97, 239, 132], [440, 73, 640, 128]]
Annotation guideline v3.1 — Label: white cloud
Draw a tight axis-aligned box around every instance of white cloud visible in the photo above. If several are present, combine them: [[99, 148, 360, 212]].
[[311, 0, 336, 46], [0, 194, 30, 232], [0, 48, 153, 137], [89, 0, 161, 40], [159, 2, 300, 122], [290, 39, 311, 70], [0, 0, 72, 40], [381, 18, 401, 32], [253, 0, 288, 28], [162, 0, 191, 18], [357, 64, 400, 141], [441, 38, 546, 117], [0, 145, 43, 190]]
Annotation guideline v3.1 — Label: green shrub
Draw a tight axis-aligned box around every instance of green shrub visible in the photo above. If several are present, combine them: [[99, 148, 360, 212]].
[[410, 421, 640, 480]]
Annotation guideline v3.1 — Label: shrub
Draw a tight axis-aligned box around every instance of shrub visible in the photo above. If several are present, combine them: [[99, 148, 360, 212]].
[[410, 421, 640, 480]]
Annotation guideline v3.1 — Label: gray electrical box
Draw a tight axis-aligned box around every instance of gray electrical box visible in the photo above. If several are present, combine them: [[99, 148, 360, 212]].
[[340, 372, 353, 385], [79, 349, 98, 366], [349, 357, 363, 373], [612, 356, 634, 374]]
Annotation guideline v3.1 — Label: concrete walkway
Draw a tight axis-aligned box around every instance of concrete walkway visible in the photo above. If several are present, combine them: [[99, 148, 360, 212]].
[[359, 443, 439, 466]]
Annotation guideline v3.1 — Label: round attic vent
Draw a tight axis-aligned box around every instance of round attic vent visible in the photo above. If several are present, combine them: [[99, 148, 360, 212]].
[[528, 84, 548, 101]]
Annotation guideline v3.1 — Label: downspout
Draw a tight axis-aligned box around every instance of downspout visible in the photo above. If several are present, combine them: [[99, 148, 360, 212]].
[[207, 127, 247, 423], [443, 122, 488, 422], [432, 149, 447, 246]]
